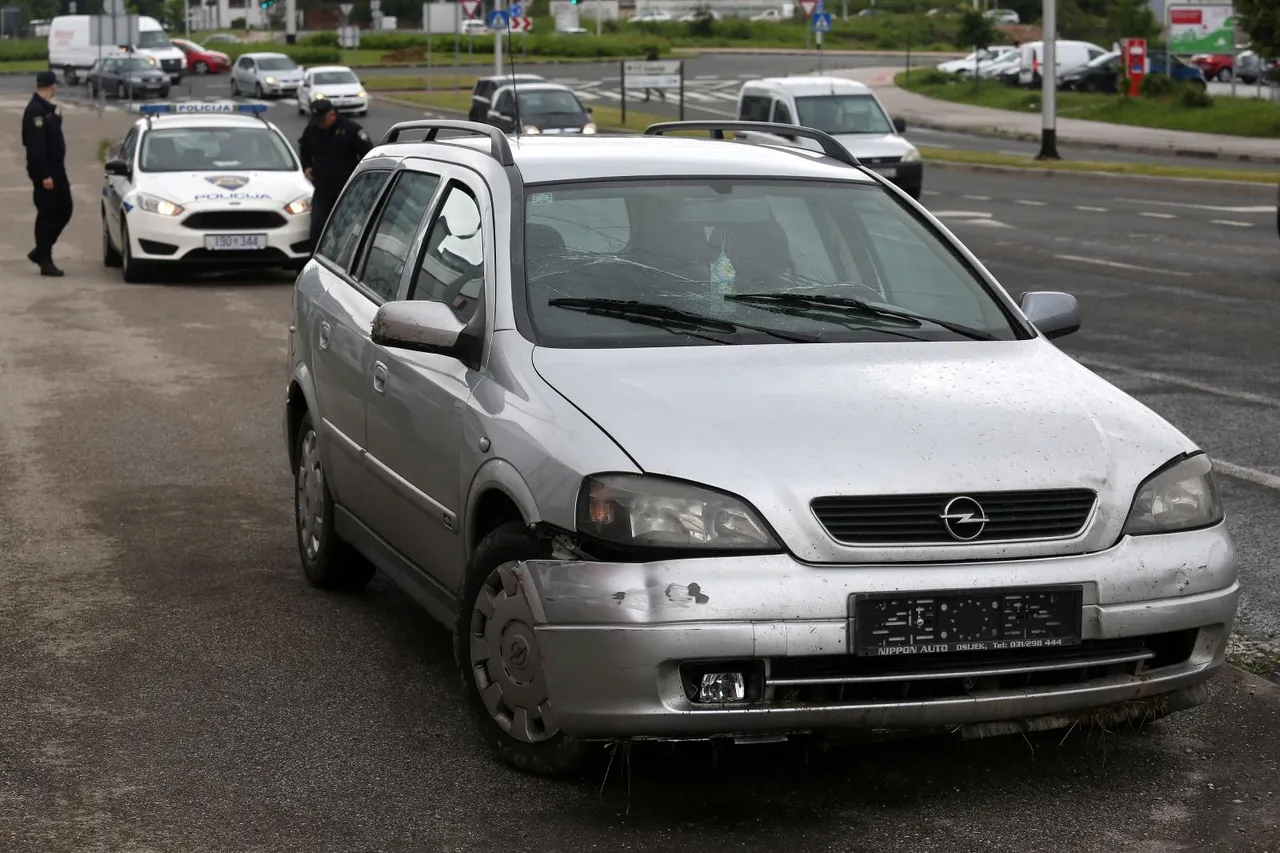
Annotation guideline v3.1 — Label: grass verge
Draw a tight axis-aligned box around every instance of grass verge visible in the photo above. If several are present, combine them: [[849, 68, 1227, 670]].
[[918, 145, 1280, 184], [897, 70, 1280, 138], [362, 74, 480, 92], [385, 91, 669, 132], [0, 60, 54, 73]]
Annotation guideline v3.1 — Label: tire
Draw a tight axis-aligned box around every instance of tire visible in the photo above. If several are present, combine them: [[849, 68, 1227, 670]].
[[90, 80, 98, 98], [120, 220, 152, 284], [455, 522, 595, 778], [1217, 67, 1232, 82], [231, 76, 240, 96], [159, 86, 170, 98], [254, 81, 264, 99], [102, 211, 122, 268], [195, 61, 208, 74], [116, 81, 127, 100], [64, 66, 77, 86], [293, 412, 375, 591]]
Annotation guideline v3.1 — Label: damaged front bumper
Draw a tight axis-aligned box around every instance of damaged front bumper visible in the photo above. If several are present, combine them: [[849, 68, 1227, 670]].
[[515, 524, 1238, 741]]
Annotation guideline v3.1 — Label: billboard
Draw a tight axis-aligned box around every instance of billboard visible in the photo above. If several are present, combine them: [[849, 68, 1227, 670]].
[[1168, 4, 1235, 54]]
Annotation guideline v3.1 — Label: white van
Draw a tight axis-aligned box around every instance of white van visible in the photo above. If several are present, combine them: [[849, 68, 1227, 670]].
[[736, 77, 923, 198], [1017, 40, 1109, 86], [47, 15, 186, 85]]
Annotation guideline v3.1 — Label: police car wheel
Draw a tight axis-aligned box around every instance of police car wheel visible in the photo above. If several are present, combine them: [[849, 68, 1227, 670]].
[[102, 212, 122, 268], [159, 87, 170, 98], [120, 221, 152, 284]]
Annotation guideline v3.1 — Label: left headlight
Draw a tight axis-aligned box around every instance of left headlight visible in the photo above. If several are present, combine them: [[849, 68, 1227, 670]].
[[522, 125, 541, 134], [136, 192, 184, 217], [576, 473, 780, 552], [265, 75, 277, 84], [357, 88, 368, 98], [900, 146, 922, 162], [583, 122, 597, 134], [1122, 453, 1225, 536], [284, 196, 312, 215]]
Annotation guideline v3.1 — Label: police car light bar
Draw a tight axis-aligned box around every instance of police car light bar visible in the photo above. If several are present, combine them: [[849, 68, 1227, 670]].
[[137, 102, 270, 116]]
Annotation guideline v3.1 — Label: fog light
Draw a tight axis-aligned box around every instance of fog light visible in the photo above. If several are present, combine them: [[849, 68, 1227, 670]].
[[698, 672, 745, 703]]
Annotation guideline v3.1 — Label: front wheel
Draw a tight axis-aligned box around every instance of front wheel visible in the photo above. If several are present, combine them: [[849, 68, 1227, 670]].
[[102, 211, 121, 268], [116, 81, 127, 100], [293, 412, 375, 591], [1217, 67, 1232, 82], [159, 86, 170, 98], [254, 81, 264, 99], [231, 76, 240, 95], [120, 220, 152, 283], [195, 60, 208, 74], [455, 522, 595, 778]]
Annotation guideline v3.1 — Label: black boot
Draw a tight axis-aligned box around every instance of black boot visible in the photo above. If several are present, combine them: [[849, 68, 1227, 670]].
[[27, 248, 41, 266], [39, 261, 64, 277]]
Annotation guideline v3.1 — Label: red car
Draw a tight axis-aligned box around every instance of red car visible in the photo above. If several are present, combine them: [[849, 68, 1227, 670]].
[[1192, 52, 1233, 81], [171, 38, 230, 75]]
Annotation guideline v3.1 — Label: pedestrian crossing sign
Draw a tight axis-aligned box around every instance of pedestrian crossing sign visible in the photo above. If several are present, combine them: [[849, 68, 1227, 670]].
[[812, 12, 832, 32]]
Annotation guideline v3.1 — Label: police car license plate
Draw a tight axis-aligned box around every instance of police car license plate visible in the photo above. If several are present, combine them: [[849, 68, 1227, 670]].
[[205, 234, 267, 251], [876, 166, 897, 177]]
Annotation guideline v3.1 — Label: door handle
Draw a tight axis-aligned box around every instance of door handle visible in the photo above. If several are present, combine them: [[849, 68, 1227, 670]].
[[372, 361, 387, 396], [318, 321, 330, 350]]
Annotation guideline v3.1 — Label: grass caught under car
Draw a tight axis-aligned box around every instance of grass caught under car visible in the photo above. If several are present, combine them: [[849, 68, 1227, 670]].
[[897, 70, 1280, 138]]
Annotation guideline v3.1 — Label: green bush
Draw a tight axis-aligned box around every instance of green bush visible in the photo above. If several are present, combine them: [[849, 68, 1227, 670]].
[[1177, 82, 1213, 108], [1139, 73, 1176, 97], [0, 38, 49, 61], [910, 68, 957, 86], [300, 31, 340, 47]]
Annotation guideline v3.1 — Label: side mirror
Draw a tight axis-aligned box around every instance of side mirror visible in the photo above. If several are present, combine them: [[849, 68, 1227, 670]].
[[1019, 291, 1080, 339], [105, 158, 129, 177], [586, 105, 593, 113], [893, 116, 907, 133], [371, 300, 480, 366]]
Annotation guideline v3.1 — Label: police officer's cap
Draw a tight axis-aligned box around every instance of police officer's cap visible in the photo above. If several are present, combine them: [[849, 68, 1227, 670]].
[[36, 70, 57, 88], [311, 98, 334, 116]]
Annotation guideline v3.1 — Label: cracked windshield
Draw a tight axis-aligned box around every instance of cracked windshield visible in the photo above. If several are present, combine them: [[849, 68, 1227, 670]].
[[524, 179, 1020, 347]]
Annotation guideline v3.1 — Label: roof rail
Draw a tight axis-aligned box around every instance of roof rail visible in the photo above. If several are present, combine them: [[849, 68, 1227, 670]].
[[643, 121, 859, 169], [378, 120, 515, 167]]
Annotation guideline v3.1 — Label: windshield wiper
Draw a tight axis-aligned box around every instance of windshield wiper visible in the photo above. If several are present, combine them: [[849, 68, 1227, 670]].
[[546, 297, 819, 343], [725, 292, 999, 341]]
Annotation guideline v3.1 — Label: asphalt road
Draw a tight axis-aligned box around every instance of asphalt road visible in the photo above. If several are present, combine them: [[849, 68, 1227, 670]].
[[1, 95, 1279, 852]]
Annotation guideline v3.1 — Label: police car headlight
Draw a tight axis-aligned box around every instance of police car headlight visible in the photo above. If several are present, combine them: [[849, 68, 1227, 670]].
[[137, 192, 184, 217], [583, 122, 597, 134], [312, 92, 324, 100], [523, 125, 541, 134], [284, 197, 312, 215]]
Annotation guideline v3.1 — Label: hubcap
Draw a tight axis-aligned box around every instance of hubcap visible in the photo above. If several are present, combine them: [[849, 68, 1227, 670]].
[[296, 429, 325, 561], [469, 562, 559, 744]]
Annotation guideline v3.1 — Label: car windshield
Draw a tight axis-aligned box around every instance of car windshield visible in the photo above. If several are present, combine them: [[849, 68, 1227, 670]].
[[312, 70, 359, 85], [256, 56, 298, 71], [184, 41, 207, 52], [794, 94, 893, 135], [1086, 51, 1119, 68], [522, 179, 1022, 348], [137, 30, 171, 49], [518, 90, 583, 115], [120, 57, 158, 71], [139, 127, 297, 172]]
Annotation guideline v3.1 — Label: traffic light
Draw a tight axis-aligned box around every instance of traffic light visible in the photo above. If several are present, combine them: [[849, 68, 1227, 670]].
[[260, 0, 274, 8]]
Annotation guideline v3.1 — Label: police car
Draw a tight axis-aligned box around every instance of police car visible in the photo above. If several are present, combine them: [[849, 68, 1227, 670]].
[[101, 102, 314, 282]]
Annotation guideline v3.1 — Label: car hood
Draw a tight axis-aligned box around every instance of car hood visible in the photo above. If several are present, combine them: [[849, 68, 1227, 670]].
[[532, 340, 1196, 560], [138, 171, 311, 205], [262, 69, 303, 81], [831, 132, 916, 158], [312, 82, 364, 95]]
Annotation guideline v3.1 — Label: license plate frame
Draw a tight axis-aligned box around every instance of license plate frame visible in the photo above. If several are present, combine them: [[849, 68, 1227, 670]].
[[849, 585, 1084, 657], [204, 233, 267, 251]]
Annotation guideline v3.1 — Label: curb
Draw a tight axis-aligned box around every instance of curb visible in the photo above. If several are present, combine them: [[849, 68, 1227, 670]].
[[924, 159, 1280, 191]]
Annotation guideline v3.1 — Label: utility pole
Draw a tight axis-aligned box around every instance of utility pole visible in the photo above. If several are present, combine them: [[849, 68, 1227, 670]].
[[493, 0, 503, 76], [285, 0, 296, 43], [1036, 0, 1060, 159]]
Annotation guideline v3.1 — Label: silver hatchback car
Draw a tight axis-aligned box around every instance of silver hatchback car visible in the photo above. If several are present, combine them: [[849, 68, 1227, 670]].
[[284, 120, 1239, 776]]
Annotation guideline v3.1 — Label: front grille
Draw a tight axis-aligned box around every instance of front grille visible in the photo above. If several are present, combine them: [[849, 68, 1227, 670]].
[[811, 489, 1097, 545], [178, 247, 291, 264], [160, 58, 181, 71], [182, 211, 287, 230], [861, 155, 903, 166]]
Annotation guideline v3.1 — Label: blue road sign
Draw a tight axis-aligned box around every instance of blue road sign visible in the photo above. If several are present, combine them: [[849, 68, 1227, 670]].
[[815, 0, 824, 12], [812, 11, 832, 32], [486, 8, 509, 29], [509, 3, 521, 16]]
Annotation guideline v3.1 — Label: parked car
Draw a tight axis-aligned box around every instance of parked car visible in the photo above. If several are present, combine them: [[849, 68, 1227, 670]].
[[285, 117, 1239, 778], [203, 33, 240, 44], [230, 52, 304, 99], [85, 54, 171, 99], [937, 46, 1018, 76], [47, 13, 184, 84], [468, 72, 545, 122], [1017, 40, 1110, 86], [985, 8, 1019, 24], [736, 76, 923, 198], [750, 8, 785, 21], [483, 81, 596, 135], [296, 65, 368, 117], [1235, 50, 1276, 84], [459, 18, 489, 36], [1192, 52, 1234, 81], [1059, 50, 1121, 92], [630, 9, 672, 21], [171, 37, 230, 75]]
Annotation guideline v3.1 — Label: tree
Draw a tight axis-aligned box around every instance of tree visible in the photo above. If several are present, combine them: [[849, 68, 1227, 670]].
[[1105, 0, 1158, 45], [957, 9, 996, 86], [1236, 0, 1280, 57]]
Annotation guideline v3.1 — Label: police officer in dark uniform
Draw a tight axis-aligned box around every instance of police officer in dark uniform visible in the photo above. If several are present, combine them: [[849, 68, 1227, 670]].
[[22, 70, 71, 277], [298, 98, 373, 250]]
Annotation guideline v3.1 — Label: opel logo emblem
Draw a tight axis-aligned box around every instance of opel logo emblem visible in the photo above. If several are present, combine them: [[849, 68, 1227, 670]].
[[940, 496, 990, 541]]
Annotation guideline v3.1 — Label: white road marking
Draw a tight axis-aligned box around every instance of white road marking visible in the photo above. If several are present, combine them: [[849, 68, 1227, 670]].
[[962, 194, 991, 200], [1076, 354, 1280, 408], [1052, 254, 1193, 277], [572, 90, 599, 100], [1115, 198, 1276, 214], [1015, 199, 1047, 206], [955, 219, 1014, 228], [1140, 211, 1177, 219], [681, 91, 721, 102], [922, 190, 941, 196], [1212, 219, 1254, 227], [933, 210, 993, 217], [1211, 460, 1280, 492], [708, 91, 741, 101], [1075, 205, 1108, 212]]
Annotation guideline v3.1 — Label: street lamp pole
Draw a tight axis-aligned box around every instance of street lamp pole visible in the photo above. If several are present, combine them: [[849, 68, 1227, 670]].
[[1036, 0, 1060, 159]]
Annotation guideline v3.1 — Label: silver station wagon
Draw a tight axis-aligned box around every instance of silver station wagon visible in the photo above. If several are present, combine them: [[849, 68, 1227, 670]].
[[283, 119, 1239, 776]]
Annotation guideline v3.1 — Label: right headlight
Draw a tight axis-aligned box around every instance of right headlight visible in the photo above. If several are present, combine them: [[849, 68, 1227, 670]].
[[576, 473, 780, 552], [1122, 453, 1224, 536]]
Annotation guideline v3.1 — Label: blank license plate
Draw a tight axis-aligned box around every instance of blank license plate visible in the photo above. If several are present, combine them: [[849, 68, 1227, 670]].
[[850, 586, 1083, 657], [875, 166, 897, 177], [205, 234, 267, 251]]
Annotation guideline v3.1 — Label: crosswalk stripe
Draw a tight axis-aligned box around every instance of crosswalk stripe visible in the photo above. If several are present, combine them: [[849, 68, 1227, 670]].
[[682, 91, 720, 102]]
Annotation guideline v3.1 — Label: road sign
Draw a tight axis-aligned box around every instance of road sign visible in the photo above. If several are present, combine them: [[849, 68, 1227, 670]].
[[812, 12, 831, 32], [798, 0, 817, 15], [509, 3, 521, 16], [461, 0, 480, 17], [1169, 5, 1235, 53], [487, 8, 509, 29], [508, 15, 533, 31], [338, 2, 353, 14], [622, 59, 681, 90]]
